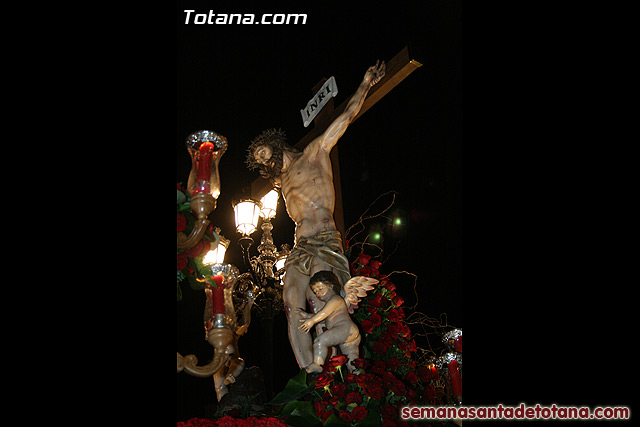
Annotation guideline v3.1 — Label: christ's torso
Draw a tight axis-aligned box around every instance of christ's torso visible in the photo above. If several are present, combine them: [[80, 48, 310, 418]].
[[281, 150, 336, 242]]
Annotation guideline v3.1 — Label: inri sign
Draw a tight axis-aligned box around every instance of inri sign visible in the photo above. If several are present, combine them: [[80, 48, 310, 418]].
[[300, 76, 338, 128]]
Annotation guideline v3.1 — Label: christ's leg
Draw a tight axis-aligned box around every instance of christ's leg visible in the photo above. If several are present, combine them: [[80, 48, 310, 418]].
[[283, 266, 314, 369]]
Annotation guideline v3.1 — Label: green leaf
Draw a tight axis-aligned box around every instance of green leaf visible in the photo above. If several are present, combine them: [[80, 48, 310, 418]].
[[269, 369, 314, 406], [356, 409, 381, 427], [283, 401, 323, 427], [269, 369, 313, 406], [323, 413, 351, 427], [366, 397, 381, 412], [280, 400, 303, 418]]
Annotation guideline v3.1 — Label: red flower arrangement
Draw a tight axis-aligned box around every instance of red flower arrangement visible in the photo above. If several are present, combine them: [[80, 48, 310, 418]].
[[266, 252, 452, 427]]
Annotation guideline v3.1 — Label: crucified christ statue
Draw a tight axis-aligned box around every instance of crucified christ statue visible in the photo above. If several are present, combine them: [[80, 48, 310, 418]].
[[246, 61, 386, 370]]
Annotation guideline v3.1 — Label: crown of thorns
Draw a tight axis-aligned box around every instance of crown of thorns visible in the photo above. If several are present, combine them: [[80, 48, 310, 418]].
[[245, 128, 287, 170]]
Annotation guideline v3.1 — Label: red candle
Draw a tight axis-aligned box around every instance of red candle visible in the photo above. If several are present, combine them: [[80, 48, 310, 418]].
[[455, 336, 462, 352], [430, 364, 439, 379], [210, 275, 225, 314], [194, 142, 215, 194], [448, 360, 462, 400]]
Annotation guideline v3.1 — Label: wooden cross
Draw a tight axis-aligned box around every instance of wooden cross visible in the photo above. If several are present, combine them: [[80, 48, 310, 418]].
[[251, 46, 422, 242]]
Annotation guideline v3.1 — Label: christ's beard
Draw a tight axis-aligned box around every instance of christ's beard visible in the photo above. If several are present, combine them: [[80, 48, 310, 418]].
[[258, 155, 283, 179]]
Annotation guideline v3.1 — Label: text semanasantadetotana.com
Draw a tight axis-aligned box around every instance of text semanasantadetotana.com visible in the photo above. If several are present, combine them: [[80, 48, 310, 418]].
[[401, 403, 630, 421]]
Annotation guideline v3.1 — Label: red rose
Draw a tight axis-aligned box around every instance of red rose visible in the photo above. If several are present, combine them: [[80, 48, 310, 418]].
[[398, 340, 408, 351], [387, 309, 400, 323], [370, 294, 384, 308], [354, 372, 374, 386], [345, 373, 357, 383], [388, 322, 401, 336], [367, 305, 379, 314], [352, 405, 368, 422], [364, 381, 385, 400], [314, 372, 333, 388], [216, 416, 245, 427], [345, 391, 363, 405], [177, 252, 188, 270], [370, 260, 382, 271], [387, 357, 401, 371], [330, 381, 347, 398], [423, 384, 436, 402], [357, 253, 371, 265], [382, 371, 396, 385], [391, 379, 407, 396], [177, 213, 187, 232], [351, 358, 369, 370], [381, 403, 398, 420], [408, 387, 417, 403], [409, 339, 417, 352], [321, 409, 333, 423], [360, 266, 372, 277], [370, 313, 382, 326], [371, 360, 386, 374], [401, 323, 411, 338], [417, 366, 432, 382], [404, 370, 418, 384], [328, 395, 340, 406], [372, 341, 388, 355], [380, 332, 393, 346], [328, 354, 347, 369], [393, 295, 404, 307], [338, 410, 353, 423], [384, 281, 396, 292], [361, 319, 374, 334], [380, 296, 390, 309], [313, 400, 328, 416]]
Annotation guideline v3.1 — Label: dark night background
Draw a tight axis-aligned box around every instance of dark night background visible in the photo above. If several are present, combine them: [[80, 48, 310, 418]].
[[176, 0, 461, 420], [172, 0, 632, 423]]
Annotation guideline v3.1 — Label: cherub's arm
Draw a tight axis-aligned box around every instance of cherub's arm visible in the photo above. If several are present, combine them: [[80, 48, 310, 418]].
[[298, 296, 342, 333]]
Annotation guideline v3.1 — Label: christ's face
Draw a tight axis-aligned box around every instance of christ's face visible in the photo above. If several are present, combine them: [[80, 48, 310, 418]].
[[310, 281, 333, 301], [253, 143, 283, 179], [253, 145, 273, 166]]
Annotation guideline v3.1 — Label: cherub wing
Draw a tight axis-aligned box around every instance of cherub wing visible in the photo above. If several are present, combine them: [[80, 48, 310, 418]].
[[342, 276, 379, 314]]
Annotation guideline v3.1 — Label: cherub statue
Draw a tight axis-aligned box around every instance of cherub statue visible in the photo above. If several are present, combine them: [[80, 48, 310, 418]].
[[296, 270, 378, 373]]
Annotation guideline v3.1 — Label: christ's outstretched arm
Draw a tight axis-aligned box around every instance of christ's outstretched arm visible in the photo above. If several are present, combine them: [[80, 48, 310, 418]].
[[318, 61, 386, 152]]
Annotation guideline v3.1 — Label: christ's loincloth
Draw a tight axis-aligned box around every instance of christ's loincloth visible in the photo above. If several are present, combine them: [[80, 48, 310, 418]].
[[284, 230, 351, 289]]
